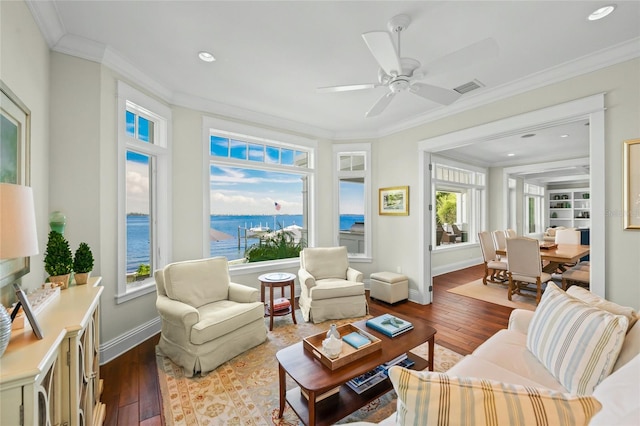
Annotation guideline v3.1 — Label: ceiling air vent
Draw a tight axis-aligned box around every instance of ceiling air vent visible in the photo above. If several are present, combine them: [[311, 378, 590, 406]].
[[453, 79, 485, 94]]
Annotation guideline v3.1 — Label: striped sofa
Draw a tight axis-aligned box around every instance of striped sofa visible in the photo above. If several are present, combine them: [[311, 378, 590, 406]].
[[350, 283, 639, 425]]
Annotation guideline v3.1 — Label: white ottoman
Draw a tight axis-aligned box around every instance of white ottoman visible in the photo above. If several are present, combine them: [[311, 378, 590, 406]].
[[369, 272, 409, 304]]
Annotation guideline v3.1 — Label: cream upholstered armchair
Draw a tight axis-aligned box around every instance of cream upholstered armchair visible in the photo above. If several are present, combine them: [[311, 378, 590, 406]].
[[155, 257, 267, 377], [298, 246, 368, 323]]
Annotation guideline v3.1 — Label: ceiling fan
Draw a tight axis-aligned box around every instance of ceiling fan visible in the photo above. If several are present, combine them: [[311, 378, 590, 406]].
[[317, 14, 498, 118]]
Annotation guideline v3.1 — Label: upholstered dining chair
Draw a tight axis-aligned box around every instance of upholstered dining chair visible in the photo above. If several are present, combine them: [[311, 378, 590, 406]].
[[491, 230, 508, 252], [554, 229, 581, 245], [506, 237, 552, 305], [155, 257, 267, 377], [554, 229, 581, 271], [298, 246, 368, 323], [505, 228, 517, 238], [478, 231, 508, 284]]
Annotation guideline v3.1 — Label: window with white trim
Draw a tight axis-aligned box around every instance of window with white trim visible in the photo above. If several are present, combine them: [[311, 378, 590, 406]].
[[524, 182, 545, 235], [334, 144, 371, 258], [432, 158, 486, 248], [204, 117, 315, 266], [117, 81, 171, 303]]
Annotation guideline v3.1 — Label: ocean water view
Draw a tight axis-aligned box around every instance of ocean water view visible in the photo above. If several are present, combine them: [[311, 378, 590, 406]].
[[127, 214, 364, 272]]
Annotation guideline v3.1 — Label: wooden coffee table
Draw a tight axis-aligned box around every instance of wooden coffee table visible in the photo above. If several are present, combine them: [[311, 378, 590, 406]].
[[276, 315, 436, 426]]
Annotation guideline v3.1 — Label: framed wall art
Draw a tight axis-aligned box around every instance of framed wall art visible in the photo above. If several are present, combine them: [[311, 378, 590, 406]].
[[379, 186, 409, 216], [624, 138, 640, 230], [1, 80, 32, 287]]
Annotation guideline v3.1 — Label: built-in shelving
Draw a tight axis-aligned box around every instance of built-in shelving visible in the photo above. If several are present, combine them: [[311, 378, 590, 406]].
[[548, 188, 590, 229]]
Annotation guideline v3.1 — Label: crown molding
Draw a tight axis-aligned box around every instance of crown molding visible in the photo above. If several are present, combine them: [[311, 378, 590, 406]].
[[25, 0, 65, 47], [172, 92, 334, 140], [25, 1, 640, 142]]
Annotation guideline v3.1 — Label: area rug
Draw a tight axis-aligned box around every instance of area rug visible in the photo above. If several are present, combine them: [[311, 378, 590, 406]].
[[447, 278, 537, 311], [156, 312, 463, 425]]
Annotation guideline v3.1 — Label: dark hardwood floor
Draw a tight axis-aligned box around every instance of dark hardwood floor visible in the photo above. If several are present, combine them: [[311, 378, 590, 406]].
[[101, 264, 514, 425]]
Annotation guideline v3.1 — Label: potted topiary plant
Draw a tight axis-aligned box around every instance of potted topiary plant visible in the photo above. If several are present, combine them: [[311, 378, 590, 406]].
[[73, 242, 94, 285], [44, 230, 73, 288]]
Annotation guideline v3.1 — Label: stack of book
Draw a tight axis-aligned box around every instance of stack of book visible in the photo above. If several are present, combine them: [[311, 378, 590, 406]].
[[365, 314, 413, 337], [270, 297, 290, 312], [345, 353, 415, 394]]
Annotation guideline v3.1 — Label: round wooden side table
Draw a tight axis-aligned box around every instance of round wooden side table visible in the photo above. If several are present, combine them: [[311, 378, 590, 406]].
[[259, 272, 297, 331]]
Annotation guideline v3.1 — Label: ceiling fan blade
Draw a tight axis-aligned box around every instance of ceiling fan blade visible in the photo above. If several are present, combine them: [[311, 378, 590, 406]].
[[410, 82, 461, 105], [362, 31, 402, 76], [422, 37, 499, 77], [316, 83, 379, 93], [365, 92, 396, 118]]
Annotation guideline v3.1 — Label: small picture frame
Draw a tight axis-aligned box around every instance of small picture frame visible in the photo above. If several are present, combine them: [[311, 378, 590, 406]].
[[624, 138, 640, 230], [12, 283, 44, 339], [379, 186, 409, 216]]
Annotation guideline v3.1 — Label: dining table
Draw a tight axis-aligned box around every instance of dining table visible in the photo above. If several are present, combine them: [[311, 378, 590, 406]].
[[496, 243, 590, 274]]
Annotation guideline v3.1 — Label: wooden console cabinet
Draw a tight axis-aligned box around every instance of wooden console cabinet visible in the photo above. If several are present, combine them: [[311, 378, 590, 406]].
[[0, 277, 104, 426]]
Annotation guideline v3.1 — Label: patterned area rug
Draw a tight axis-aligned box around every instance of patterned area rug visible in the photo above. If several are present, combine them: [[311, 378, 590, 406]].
[[447, 279, 537, 311], [156, 312, 464, 425]]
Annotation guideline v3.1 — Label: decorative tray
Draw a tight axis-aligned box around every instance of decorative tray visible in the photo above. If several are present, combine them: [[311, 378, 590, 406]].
[[540, 242, 557, 250], [303, 323, 381, 370]]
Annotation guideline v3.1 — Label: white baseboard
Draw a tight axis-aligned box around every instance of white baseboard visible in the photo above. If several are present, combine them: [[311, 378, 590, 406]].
[[432, 257, 483, 277], [99, 316, 161, 365]]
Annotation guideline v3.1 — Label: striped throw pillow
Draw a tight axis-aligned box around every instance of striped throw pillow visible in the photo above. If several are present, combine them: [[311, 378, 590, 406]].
[[388, 367, 601, 426], [527, 282, 628, 395]]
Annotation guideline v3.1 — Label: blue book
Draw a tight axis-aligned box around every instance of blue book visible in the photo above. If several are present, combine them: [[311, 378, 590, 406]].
[[366, 314, 413, 338], [342, 331, 372, 349]]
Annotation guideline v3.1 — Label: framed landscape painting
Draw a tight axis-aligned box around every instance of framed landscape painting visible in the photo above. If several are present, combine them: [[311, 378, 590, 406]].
[[1, 80, 31, 287], [624, 138, 640, 230], [379, 186, 409, 216]]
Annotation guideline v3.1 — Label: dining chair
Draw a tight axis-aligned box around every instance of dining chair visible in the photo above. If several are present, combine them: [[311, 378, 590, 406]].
[[506, 237, 552, 305], [554, 229, 581, 271], [505, 228, 517, 238], [491, 230, 508, 252], [478, 231, 508, 284], [554, 229, 581, 245]]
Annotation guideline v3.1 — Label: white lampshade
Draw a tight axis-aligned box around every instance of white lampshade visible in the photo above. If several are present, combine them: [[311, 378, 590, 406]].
[[0, 183, 39, 259]]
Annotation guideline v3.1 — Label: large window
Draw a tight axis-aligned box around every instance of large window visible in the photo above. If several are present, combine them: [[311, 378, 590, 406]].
[[432, 158, 486, 248], [524, 183, 545, 234], [117, 82, 171, 303], [334, 144, 371, 258], [205, 118, 315, 266]]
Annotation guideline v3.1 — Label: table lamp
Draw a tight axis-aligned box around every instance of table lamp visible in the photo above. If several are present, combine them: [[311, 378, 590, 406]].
[[0, 183, 39, 357]]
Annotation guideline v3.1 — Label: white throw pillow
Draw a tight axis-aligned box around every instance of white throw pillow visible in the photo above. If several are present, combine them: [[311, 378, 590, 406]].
[[566, 285, 638, 330], [527, 282, 628, 395], [590, 353, 640, 425], [388, 367, 601, 426]]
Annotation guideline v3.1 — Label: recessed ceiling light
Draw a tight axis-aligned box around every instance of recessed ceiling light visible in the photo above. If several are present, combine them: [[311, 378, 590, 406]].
[[588, 4, 616, 21], [560, 134, 569, 138], [507, 153, 515, 157], [198, 51, 215, 62]]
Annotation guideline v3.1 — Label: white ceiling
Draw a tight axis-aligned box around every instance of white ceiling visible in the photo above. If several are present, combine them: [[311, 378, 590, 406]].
[[26, 1, 640, 181]]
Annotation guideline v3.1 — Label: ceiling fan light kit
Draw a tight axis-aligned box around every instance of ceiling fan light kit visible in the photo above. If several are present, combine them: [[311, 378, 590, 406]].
[[317, 14, 493, 117]]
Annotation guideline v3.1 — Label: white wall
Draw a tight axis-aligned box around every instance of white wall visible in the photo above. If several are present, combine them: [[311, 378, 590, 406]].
[[0, 1, 50, 302]]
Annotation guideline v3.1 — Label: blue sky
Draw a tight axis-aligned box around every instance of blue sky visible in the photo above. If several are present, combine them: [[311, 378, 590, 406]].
[[210, 165, 365, 216]]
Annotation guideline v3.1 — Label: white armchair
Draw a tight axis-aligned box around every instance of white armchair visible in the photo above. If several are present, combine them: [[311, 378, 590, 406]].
[[298, 246, 368, 323], [155, 257, 266, 377]]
